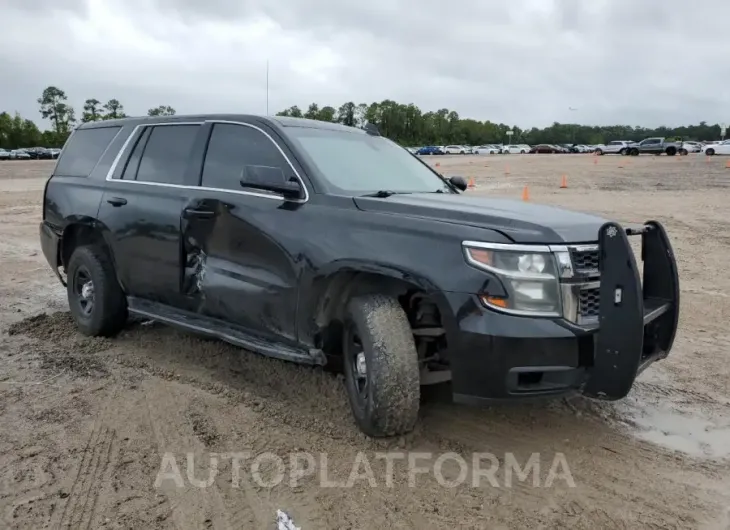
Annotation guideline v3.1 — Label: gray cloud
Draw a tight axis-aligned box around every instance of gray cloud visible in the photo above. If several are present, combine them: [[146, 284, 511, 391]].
[[1, 0, 728, 131]]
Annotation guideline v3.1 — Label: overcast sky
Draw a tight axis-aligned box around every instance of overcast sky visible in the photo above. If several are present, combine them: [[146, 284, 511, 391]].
[[1, 0, 728, 130]]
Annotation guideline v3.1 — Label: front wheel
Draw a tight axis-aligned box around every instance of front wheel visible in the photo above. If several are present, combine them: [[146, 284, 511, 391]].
[[343, 294, 420, 437], [679, 148, 688, 156], [630, 148, 640, 156], [619, 148, 627, 155], [595, 149, 603, 155], [706, 148, 715, 156], [666, 147, 677, 156]]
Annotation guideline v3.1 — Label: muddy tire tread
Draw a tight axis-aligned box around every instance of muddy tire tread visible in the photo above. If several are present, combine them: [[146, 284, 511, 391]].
[[346, 294, 420, 437]]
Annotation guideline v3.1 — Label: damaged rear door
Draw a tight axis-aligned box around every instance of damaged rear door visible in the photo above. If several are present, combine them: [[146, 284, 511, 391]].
[[99, 122, 202, 306], [181, 121, 305, 344]]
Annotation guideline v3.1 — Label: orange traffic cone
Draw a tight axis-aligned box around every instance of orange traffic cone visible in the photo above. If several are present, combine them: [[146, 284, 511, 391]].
[[593, 157, 598, 165], [468, 176, 475, 188], [725, 159, 730, 169], [706, 156, 711, 164], [435, 162, 440, 168], [560, 175, 568, 189], [522, 186, 530, 201], [505, 164, 511, 175]]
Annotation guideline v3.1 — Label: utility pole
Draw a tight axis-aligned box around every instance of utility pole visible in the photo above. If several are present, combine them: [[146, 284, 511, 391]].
[[569, 107, 578, 143]]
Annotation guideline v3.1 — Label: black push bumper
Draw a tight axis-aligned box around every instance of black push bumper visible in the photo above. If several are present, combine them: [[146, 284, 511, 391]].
[[446, 220, 680, 404]]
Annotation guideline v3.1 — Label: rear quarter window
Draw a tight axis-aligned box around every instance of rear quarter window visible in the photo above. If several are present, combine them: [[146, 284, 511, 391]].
[[54, 126, 122, 177]]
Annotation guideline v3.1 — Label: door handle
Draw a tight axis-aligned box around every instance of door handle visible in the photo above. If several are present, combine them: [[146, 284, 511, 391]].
[[183, 207, 215, 219], [107, 197, 127, 207]]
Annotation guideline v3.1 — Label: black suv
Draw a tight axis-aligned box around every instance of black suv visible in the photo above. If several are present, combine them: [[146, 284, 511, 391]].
[[40, 115, 680, 437]]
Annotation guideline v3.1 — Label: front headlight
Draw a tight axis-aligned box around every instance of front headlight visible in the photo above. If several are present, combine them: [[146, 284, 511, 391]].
[[463, 243, 562, 316]]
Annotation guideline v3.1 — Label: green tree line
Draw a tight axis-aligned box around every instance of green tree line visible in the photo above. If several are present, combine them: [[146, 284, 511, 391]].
[[277, 101, 725, 146], [0, 86, 176, 150], [2, 86, 724, 150]]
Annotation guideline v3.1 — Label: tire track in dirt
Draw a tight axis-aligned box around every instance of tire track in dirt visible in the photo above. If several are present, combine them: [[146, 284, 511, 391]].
[[54, 387, 119, 530], [142, 380, 251, 530]]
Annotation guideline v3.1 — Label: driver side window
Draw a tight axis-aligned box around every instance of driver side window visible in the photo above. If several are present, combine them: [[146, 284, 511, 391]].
[[201, 123, 289, 192]]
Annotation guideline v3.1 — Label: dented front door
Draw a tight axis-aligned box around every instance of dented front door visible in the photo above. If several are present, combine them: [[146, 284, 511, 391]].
[[180, 191, 301, 344]]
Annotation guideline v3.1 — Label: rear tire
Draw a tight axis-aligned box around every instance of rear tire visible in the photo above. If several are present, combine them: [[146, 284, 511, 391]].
[[666, 147, 676, 156], [630, 148, 640, 156], [619, 148, 627, 155], [66, 245, 128, 337], [343, 294, 420, 437], [595, 149, 603, 155], [706, 148, 715, 156]]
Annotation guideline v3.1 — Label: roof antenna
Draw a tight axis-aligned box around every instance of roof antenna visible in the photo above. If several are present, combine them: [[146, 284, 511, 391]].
[[362, 122, 380, 136]]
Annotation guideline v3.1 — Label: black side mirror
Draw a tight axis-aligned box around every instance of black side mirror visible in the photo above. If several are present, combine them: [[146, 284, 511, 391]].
[[240, 165, 303, 200], [449, 175, 468, 191]]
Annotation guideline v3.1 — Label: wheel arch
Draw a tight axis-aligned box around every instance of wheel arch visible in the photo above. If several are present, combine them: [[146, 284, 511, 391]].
[[301, 261, 453, 353], [60, 218, 122, 287]]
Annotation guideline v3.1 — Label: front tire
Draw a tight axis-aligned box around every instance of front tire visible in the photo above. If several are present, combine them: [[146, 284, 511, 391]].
[[343, 294, 420, 437], [67, 245, 128, 337], [706, 148, 715, 156]]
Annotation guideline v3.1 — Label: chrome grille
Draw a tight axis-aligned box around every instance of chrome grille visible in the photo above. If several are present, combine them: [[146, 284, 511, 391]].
[[578, 286, 600, 319]]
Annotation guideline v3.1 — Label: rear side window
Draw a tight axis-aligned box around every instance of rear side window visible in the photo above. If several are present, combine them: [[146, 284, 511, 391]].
[[201, 123, 289, 191], [135, 125, 200, 185], [55, 126, 121, 177]]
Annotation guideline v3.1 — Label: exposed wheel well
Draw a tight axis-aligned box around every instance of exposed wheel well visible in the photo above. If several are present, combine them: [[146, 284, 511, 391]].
[[61, 223, 107, 270], [312, 271, 449, 382]]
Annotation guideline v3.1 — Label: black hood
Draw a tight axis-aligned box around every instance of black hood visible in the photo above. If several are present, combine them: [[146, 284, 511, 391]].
[[353, 192, 607, 244]]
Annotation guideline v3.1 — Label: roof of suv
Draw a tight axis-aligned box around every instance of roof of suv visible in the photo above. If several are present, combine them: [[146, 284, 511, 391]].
[[78, 114, 366, 134]]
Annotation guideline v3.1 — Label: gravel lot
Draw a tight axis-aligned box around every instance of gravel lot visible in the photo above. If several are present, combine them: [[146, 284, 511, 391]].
[[1, 156, 729, 529]]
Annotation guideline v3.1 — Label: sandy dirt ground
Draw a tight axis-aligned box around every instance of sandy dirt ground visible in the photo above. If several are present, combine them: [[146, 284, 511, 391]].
[[1, 155, 729, 529]]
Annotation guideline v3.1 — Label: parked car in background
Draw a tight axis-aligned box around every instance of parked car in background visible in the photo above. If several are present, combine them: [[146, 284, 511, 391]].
[[572, 144, 591, 153], [702, 140, 730, 155], [0, 149, 10, 160], [416, 146, 445, 155], [49, 148, 61, 159], [594, 141, 633, 155], [9, 150, 31, 160], [473, 145, 501, 155], [679, 141, 702, 155], [530, 144, 562, 154], [501, 144, 529, 154], [442, 145, 470, 154], [628, 137, 682, 156], [24, 147, 54, 160]]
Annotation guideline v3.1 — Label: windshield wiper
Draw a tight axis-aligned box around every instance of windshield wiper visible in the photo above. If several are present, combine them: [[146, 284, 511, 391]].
[[361, 190, 408, 198]]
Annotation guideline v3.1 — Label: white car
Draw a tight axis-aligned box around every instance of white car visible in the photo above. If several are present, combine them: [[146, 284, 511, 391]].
[[501, 144, 529, 154], [473, 144, 501, 155], [9, 150, 31, 160], [680, 141, 702, 154], [702, 140, 730, 156], [442, 145, 469, 154], [594, 141, 633, 155]]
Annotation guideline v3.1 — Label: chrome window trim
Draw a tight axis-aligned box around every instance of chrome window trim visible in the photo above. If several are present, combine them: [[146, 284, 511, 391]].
[[104, 120, 310, 204]]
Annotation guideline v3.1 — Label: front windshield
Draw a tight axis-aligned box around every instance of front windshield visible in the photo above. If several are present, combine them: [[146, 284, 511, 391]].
[[286, 126, 453, 195]]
